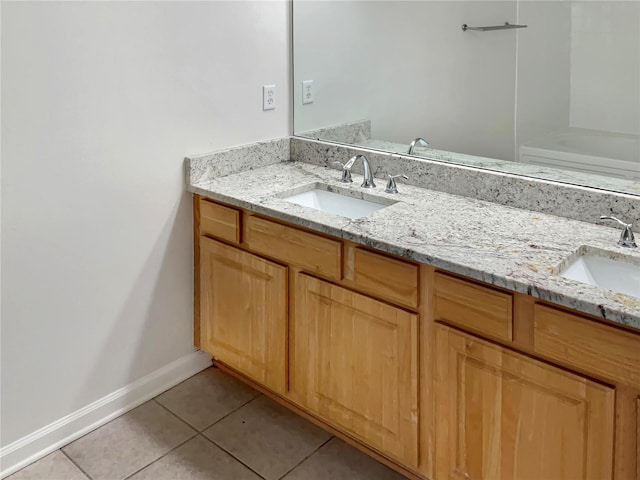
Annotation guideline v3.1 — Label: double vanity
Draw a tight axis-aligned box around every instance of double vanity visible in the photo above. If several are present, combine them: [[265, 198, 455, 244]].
[[187, 138, 640, 480]]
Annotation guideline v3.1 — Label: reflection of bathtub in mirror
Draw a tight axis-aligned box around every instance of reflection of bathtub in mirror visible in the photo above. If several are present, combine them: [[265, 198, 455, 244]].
[[519, 128, 640, 180]]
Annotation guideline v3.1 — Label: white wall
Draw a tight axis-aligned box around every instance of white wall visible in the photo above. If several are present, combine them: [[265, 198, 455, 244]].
[[1, 0, 289, 448], [515, 1, 571, 151], [569, 1, 640, 135], [294, 1, 519, 161]]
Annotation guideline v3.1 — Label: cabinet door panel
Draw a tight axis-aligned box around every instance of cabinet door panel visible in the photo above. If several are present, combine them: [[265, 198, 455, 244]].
[[291, 273, 419, 467], [200, 237, 287, 394], [435, 325, 614, 480]]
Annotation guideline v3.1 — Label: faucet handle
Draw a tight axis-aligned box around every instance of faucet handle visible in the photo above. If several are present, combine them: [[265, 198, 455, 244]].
[[385, 174, 409, 194], [600, 215, 637, 248], [332, 161, 353, 183]]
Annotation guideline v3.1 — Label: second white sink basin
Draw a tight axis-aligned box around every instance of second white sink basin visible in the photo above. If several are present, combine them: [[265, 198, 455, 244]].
[[560, 248, 640, 298], [282, 186, 394, 220]]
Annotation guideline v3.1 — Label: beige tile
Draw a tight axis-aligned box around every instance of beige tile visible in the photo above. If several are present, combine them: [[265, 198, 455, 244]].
[[155, 367, 259, 431], [283, 438, 406, 480], [8, 451, 88, 480], [203, 396, 332, 480], [63, 400, 195, 480], [128, 435, 260, 480]]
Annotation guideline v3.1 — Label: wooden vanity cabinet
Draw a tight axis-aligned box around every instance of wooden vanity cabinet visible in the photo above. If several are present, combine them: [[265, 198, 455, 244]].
[[199, 236, 287, 394], [434, 324, 615, 480], [290, 273, 419, 468], [194, 195, 640, 480]]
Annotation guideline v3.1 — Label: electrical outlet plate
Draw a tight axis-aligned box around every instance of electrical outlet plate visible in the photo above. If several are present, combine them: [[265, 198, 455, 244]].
[[302, 80, 314, 104], [263, 85, 276, 110]]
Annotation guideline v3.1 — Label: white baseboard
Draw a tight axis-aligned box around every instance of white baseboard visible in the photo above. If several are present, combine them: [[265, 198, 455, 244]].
[[0, 350, 212, 479]]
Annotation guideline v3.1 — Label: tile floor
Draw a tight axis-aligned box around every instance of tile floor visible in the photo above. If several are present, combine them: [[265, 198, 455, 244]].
[[9, 367, 406, 480]]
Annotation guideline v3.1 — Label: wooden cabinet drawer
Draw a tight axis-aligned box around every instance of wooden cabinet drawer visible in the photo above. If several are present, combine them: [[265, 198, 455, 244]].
[[244, 215, 342, 280], [434, 272, 513, 342], [533, 304, 640, 388], [345, 245, 418, 308], [199, 198, 240, 244]]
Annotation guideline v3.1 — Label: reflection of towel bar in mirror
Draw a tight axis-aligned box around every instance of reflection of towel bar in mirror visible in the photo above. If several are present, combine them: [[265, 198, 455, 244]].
[[462, 22, 527, 32]]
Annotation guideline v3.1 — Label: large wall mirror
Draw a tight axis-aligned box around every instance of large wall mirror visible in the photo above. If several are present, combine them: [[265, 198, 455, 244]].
[[292, 1, 640, 195]]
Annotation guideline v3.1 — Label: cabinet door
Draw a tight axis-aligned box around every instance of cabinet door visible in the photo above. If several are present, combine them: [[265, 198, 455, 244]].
[[291, 273, 419, 467], [435, 325, 615, 480], [200, 237, 287, 394]]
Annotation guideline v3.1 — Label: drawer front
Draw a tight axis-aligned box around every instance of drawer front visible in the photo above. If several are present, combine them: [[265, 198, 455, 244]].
[[533, 304, 640, 388], [434, 272, 513, 342], [199, 198, 241, 244], [244, 215, 342, 280], [346, 246, 418, 308]]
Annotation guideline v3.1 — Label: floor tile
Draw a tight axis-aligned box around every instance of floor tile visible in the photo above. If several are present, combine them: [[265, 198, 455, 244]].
[[63, 400, 196, 480], [128, 435, 261, 480], [155, 367, 259, 431], [7, 451, 89, 480], [203, 395, 332, 480], [282, 437, 406, 480]]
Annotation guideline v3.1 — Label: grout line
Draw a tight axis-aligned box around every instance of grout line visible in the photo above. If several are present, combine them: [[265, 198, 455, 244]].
[[197, 393, 263, 433], [60, 448, 95, 480], [152, 398, 202, 432], [120, 432, 198, 480], [276, 435, 334, 480], [200, 434, 269, 480], [152, 378, 262, 434]]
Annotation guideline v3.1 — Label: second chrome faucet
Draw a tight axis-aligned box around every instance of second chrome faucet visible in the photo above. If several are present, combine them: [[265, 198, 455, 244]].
[[334, 154, 376, 188]]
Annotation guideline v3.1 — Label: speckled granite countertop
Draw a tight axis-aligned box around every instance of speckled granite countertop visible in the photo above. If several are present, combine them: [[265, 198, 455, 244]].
[[187, 160, 640, 331]]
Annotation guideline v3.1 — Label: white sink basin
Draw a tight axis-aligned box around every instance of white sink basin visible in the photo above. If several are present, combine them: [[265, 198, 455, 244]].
[[283, 187, 393, 220], [560, 249, 640, 298]]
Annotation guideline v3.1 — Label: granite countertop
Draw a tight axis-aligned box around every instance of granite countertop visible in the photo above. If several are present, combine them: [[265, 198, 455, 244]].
[[187, 160, 640, 330]]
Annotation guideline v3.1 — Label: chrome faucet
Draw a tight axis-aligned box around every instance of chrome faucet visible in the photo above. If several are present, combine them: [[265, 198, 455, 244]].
[[333, 154, 376, 188], [408, 137, 430, 154], [600, 216, 637, 248]]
